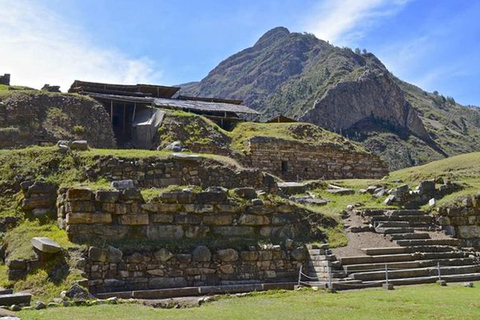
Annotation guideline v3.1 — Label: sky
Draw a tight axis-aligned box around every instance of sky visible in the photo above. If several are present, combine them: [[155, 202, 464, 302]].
[[0, 0, 479, 106]]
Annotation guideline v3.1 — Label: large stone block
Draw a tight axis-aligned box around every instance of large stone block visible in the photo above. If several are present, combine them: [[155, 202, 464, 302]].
[[184, 204, 214, 214], [31, 237, 61, 253], [174, 214, 202, 225], [95, 190, 120, 203], [154, 248, 173, 262], [146, 225, 184, 240], [151, 214, 174, 223], [65, 200, 96, 213], [217, 249, 239, 262], [238, 214, 270, 226], [66, 212, 112, 224], [66, 188, 93, 201], [157, 203, 182, 213], [240, 251, 258, 261], [203, 214, 232, 226], [119, 214, 149, 225], [89, 246, 108, 262], [211, 226, 255, 237], [185, 226, 210, 239]]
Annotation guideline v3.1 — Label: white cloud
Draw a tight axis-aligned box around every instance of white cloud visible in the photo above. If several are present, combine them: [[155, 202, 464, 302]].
[[306, 0, 410, 45], [0, 0, 161, 91]]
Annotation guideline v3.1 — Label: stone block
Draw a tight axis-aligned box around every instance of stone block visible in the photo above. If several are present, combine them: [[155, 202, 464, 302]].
[[115, 203, 129, 215], [219, 264, 235, 274], [66, 188, 93, 201], [70, 140, 89, 150], [185, 226, 210, 238], [102, 202, 116, 213], [174, 214, 202, 225], [107, 246, 123, 263], [211, 226, 255, 237], [151, 214, 174, 223], [238, 214, 270, 226], [157, 203, 182, 213], [217, 249, 239, 262], [66, 213, 112, 224], [148, 277, 187, 289], [175, 254, 192, 264], [240, 251, 258, 261], [203, 214, 232, 226], [65, 200, 95, 213], [31, 237, 61, 253], [154, 248, 173, 262], [95, 190, 120, 203], [141, 203, 158, 213], [146, 225, 184, 240], [184, 204, 214, 214], [121, 189, 143, 201], [111, 180, 135, 190], [216, 204, 241, 213], [89, 247, 108, 262], [119, 214, 149, 225], [192, 245, 211, 262]]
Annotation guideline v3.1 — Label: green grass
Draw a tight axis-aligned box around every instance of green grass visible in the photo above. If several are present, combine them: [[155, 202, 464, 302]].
[[19, 283, 480, 320], [4, 220, 80, 260]]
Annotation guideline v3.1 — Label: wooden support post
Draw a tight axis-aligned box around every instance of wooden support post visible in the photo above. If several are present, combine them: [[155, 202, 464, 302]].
[[110, 100, 113, 123], [132, 102, 137, 122], [123, 103, 126, 136]]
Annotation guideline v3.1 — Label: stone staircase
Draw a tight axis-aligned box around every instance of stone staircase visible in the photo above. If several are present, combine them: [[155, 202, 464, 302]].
[[302, 209, 480, 290]]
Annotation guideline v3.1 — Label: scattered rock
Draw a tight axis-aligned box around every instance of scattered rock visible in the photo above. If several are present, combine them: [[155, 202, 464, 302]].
[[217, 249, 239, 262], [233, 188, 257, 199], [9, 305, 21, 312], [154, 248, 173, 262], [107, 246, 123, 263], [34, 301, 46, 310], [65, 283, 89, 300], [164, 141, 187, 152], [285, 238, 295, 249], [251, 198, 263, 206], [428, 198, 436, 208], [70, 140, 89, 151], [290, 247, 307, 261], [464, 282, 474, 288]]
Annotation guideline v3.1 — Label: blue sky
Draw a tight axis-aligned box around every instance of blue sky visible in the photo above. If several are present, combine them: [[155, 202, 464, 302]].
[[0, 0, 479, 106]]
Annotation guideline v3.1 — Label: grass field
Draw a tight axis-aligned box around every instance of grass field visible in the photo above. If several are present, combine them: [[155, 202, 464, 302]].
[[19, 283, 480, 320]]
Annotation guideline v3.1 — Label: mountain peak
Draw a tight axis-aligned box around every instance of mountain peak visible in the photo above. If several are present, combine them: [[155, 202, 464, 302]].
[[254, 27, 290, 48]]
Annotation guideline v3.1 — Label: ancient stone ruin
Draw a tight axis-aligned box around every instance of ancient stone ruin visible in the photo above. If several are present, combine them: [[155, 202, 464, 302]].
[[0, 73, 10, 85]]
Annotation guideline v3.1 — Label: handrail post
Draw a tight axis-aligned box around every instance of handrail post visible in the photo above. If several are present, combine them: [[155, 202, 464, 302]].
[[298, 264, 303, 287], [328, 265, 333, 290], [437, 261, 441, 281], [385, 264, 389, 286]]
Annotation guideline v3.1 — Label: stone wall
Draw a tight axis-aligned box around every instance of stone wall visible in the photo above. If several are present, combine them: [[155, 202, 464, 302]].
[[82, 244, 305, 293], [436, 193, 480, 247], [243, 136, 388, 180], [58, 187, 321, 242], [86, 154, 277, 191]]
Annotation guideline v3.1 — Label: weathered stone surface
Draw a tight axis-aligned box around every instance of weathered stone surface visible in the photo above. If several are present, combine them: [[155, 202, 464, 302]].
[[66, 213, 112, 224], [147, 225, 184, 240], [107, 246, 123, 263], [70, 140, 89, 151], [89, 247, 108, 262], [66, 188, 93, 201], [111, 180, 135, 190], [240, 251, 258, 261], [95, 190, 120, 203], [290, 248, 307, 261], [203, 214, 232, 225], [192, 246, 211, 262], [185, 226, 210, 239], [233, 187, 257, 199], [119, 214, 149, 225], [151, 214, 174, 223], [238, 214, 270, 226], [211, 226, 255, 237], [154, 248, 173, 262], [217, 249, 239, 262], [31, 237, 61, 253]]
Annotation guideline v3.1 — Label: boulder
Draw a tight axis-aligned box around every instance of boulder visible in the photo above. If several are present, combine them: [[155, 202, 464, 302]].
[[107, 246, 123, 263], [111, 180, 135, 190], [290, 248, 306, 261], [88, 246, 108, 262], [34, 301, 46, 310], [233, 187, 257, 200], [65, 283, 89, 300], [217, 249, 239, 262], [31, 237, 61, 254], [164, 141, 186, 152], [154, 248, 173, 262], [192, 245, 211, 262]]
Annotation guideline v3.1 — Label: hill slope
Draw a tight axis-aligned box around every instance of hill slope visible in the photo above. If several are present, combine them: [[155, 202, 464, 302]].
[[182, 27, 480, 170]]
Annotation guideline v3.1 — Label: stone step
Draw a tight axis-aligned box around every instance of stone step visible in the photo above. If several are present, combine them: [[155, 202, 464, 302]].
[[308, 266, 346, 274], [343, 258, 475, 274], [388, 233, 431, 240], [370, 215, 433, 222], [307, 249, 331, 255], [0, 292, 32, 306], [307, 255, 337, 261], [362, 245, 456, 256], [305, 272, 348, 279], [339, 251, 469, 265], [307, 260, 342, 268], [362, 273, 480, 287], [0, 288, 13, 295], [375, 227, 415, 234], [375, 221, 411, 228], [350, 265, 480, 281], [97, 282, 297, 299], [396, 239, 460, 247], [361, 209, 426, 217]]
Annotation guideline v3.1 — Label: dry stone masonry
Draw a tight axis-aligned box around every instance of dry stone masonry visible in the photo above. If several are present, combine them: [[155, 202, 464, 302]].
[[85, 154, 277, 191], [243, 136, 388, 181], [58, 187, 319, 242]]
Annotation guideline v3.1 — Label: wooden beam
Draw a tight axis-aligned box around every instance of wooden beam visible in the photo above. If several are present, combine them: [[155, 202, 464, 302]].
[[110, 100, 113, 123], [123, 103, 126, 136]]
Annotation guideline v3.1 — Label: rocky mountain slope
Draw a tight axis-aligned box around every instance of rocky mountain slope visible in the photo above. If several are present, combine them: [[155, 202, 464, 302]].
[[182, 27, 480, 170]]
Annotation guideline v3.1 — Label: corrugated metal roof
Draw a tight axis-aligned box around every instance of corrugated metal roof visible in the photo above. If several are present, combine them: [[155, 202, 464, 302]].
[[153, 97, 261, 115], [82, 92, 261, 115]]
